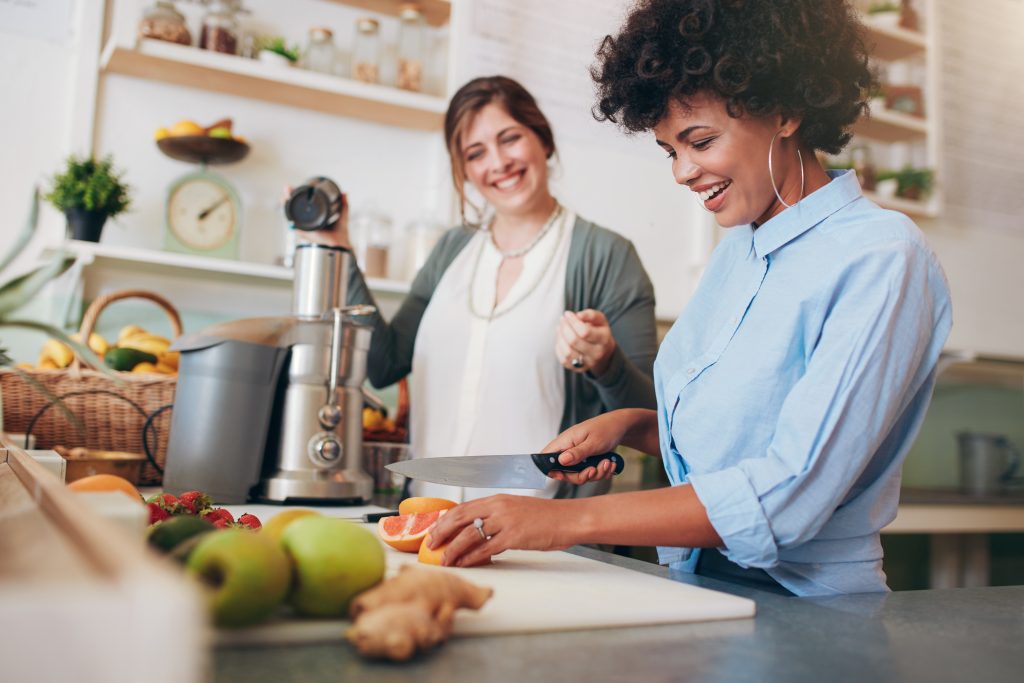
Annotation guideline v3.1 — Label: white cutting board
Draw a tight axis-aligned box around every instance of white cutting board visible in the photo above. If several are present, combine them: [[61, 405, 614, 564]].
[[214, 523, 755, 646]]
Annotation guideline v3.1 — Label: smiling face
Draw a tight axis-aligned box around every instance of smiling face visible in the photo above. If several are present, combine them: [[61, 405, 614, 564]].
[[653, 93, 802, 228], [459, 102, 554, 220]]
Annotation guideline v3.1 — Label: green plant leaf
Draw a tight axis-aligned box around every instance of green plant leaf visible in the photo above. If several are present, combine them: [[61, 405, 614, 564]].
[[0, 320, 119, 379], [43, 155, 131, 217], [0, 188, 40, 277], [0, 257, 75, 318]]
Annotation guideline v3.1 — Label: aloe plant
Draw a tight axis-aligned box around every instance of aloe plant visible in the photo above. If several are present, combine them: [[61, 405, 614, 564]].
[[0, 188, 111, 435]]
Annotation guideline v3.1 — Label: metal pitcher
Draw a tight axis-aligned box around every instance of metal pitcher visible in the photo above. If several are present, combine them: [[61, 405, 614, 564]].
[[956, 432, 1020, 496]]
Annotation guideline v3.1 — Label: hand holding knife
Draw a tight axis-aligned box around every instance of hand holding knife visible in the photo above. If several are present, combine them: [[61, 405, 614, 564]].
[[386, 451, 624, 489]]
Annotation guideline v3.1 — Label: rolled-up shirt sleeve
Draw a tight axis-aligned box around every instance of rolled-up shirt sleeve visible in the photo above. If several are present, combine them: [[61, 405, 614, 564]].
[[687, 239, 949, 568]]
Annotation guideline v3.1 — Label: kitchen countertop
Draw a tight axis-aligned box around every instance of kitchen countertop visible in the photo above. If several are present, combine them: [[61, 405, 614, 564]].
[[212, 546, 1024, 683]]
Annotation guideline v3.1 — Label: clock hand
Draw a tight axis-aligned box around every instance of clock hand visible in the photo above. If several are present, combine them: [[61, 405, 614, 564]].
[[197, 195, 229, 220]]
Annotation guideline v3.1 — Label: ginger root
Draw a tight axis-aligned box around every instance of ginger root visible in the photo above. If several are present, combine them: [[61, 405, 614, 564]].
[[345, 566, 493, 661]]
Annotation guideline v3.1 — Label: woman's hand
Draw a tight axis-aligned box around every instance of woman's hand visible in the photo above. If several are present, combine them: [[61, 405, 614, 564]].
[[426, 495, 572, 567], [556, 309, 617, 376], [540, 411, 634, 485], [296, 191, 352, 249]]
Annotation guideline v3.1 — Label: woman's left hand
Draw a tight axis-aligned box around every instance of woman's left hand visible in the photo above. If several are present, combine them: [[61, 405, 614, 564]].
[[426, 495, 571, 567], [556, 309, 617, 376]]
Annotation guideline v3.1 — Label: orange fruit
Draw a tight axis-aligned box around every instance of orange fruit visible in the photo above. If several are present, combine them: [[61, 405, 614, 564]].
[[377, 510, 445, 553], [417, 532, 446, 565], [398, 497, 457, 516], [418, 531, 491, 567], [67, 474, 143, 503]]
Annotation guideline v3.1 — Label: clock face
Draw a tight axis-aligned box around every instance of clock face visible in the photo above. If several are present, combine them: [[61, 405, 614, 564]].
[[167, 176, 238, 251]]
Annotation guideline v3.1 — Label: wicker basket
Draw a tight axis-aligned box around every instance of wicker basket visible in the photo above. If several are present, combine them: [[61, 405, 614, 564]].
[[0, 289, 182, 485]]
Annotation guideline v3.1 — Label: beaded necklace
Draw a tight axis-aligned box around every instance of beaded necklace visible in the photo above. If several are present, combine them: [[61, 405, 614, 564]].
[[467, 203, 564, 321]]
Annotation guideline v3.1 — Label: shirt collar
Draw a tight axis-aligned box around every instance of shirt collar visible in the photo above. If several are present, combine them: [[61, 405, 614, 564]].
[[751, 170, 862, 259]]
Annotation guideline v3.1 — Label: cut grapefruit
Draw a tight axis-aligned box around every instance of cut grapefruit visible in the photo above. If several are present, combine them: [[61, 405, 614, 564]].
[[377, 510, 444, 553], [67, 474, 143, 503], [418, 531, 492, 567], [398, 496, 457, 515]]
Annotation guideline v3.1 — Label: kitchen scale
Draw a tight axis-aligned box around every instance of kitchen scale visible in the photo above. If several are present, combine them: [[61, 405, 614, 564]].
[[157, 135, 250, 260]]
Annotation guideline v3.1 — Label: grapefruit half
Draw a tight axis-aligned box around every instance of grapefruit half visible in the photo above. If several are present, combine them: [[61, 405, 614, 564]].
[[377, 510, 445, 553]]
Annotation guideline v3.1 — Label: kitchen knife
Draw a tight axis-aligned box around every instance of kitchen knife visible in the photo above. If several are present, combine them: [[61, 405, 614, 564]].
[[385, 452, 624, 489]]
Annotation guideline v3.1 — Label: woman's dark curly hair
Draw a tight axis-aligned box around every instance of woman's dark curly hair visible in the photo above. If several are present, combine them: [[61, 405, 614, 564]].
[[591, 0, 876, 154]]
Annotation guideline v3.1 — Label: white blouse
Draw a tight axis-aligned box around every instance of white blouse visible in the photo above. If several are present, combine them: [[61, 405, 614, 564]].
[[408, 208, 575, 502]]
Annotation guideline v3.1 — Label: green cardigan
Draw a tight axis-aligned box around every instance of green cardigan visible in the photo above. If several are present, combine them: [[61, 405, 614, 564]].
[[346, 216, 658, 431]]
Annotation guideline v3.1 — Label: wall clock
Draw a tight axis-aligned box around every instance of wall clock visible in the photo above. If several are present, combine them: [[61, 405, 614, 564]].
[[164, 169, 241, 259]]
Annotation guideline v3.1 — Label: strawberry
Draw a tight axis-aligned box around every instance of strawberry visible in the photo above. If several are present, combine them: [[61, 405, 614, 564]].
[[147, 502, 171, 525], [178, 490, 213, 515], [145, 492, 180, 515], [237, 513, 262, 530], [202, 507, 234, 525], [211, 517, 231, 529]]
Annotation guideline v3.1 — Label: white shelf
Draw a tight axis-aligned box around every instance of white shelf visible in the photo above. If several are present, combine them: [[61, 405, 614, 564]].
[[853, 107, 929, 142], [100, 38, 447, 131], [862, 15, 927, 61], [53, 240, 412, 295], [326, 0, 451, 27]]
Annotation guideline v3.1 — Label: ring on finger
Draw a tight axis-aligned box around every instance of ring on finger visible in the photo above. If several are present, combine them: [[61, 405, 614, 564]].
[[571, 355, 584, 368], [473, 517, 488, 541]]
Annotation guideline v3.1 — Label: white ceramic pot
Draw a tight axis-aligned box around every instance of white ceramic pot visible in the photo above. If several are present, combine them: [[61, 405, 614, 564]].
[[258, 49, 294, 68]]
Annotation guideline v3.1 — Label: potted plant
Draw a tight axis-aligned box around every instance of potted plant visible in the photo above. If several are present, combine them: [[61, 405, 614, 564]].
[[257, 36, 300, 67], [877, 166, 934, 201], [44, 155, 131, 242]]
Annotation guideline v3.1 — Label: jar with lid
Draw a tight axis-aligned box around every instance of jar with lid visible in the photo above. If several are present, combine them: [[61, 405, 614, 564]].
[[351, 209, 393, 279], [396, 3, 427, 91], [200, 0, 241, 56], [138, 1, 192, 46], [351, 17, 381, 84], [304, 27, 335, 74]]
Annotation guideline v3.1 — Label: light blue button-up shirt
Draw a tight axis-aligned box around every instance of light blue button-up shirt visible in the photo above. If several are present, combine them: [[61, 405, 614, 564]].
[[655, 170, 952, 596]]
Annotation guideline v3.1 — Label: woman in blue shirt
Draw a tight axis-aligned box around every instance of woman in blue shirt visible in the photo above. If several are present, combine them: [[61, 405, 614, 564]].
[[429, 0, 952, 596]]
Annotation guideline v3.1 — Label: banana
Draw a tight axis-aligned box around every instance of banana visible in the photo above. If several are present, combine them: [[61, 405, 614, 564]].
[[119, 333, 171, 356], [117, 324, 147, 345], [38, 358, 60, 371], [157, 350, 179, 370], [131, 361, 159, 374], [154, 361, 178, 375], [71, 332, 109, 356], [40, 339, 74, 368]]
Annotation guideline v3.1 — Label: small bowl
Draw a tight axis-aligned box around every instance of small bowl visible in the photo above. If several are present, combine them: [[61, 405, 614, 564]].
[[157, 135, 250, 165]]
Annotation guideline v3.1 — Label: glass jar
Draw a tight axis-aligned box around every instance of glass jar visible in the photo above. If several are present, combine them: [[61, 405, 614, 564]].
[[351, 17, 381, 84], [304, 27, 335, 74], [200, 0, 240, 56], [396, 3, 427, 92], [351, 209, 393, 279], [138, 1, 192, 46]]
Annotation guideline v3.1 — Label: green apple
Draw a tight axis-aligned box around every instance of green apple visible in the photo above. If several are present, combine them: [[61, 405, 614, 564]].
[[280, 517, 385, 617], [208, 126, 232, 139], [186, 529, 292, 628]]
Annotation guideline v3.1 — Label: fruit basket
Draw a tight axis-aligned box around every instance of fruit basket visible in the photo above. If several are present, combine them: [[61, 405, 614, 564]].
[[157, 135, 250, 165], [0, 289, 182, 485], [362, 377, 410, 444]]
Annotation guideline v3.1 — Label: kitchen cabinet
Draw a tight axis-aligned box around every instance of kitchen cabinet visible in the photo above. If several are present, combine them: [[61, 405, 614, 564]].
[[845, 2, 942, 219]]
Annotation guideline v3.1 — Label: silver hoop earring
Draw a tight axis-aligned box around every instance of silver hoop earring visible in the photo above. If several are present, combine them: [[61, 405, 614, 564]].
[[768, 130, 805, 208]]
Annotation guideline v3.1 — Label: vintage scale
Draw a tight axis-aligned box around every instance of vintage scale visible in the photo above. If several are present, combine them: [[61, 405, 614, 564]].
[[157, 132, 249, 260]]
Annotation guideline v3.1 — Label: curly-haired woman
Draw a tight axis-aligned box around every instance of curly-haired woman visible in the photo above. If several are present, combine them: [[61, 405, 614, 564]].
[[429, 0, 952, 596]]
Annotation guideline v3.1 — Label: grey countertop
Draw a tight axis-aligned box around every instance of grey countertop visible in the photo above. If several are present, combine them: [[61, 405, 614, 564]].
[[213, 547, 1024, 683]]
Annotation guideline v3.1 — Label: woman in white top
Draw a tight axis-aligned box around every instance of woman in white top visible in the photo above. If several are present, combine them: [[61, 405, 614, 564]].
[[325, 76, 658, 502]]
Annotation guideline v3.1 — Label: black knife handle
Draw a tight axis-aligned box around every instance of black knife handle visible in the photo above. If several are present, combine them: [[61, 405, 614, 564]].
[[532, 452, 624, 476]]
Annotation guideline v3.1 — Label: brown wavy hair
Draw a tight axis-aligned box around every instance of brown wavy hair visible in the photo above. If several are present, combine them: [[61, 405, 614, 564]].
[[444, 76, 556, 225], [591, 0, 876, 154]]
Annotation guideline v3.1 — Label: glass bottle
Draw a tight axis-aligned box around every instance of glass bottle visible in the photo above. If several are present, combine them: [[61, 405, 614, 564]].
[[396, 3, 427, 92], [352, 18, 381, 84], [304, 27, 335, 74], [200, 0, 240, 56], [138, 1, 192, 46]]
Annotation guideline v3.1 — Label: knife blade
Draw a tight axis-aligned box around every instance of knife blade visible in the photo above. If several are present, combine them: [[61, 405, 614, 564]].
[[385, 452, 624, 489]]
